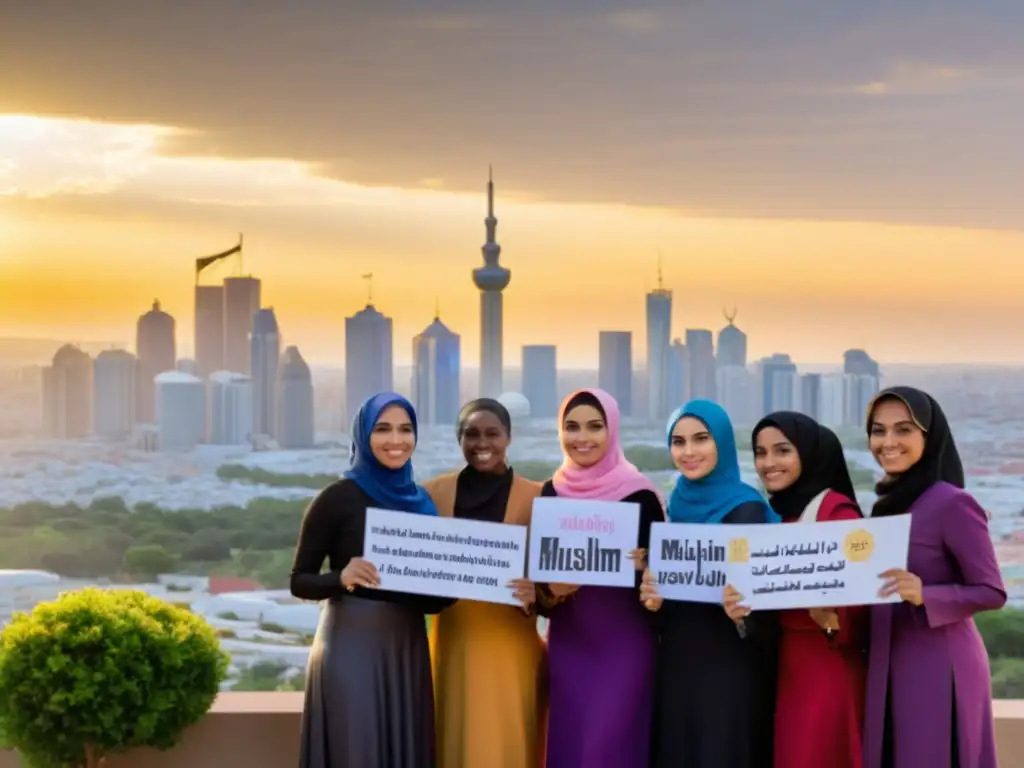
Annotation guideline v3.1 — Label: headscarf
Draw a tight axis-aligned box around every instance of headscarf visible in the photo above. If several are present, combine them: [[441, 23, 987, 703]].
[[753, 411, 860, 521], [453, 398, 514, 522], [867, 386, 964, 518], [343, 391, 438, 516], [552, 388, 660, 501], [666, 399, 777, 524]]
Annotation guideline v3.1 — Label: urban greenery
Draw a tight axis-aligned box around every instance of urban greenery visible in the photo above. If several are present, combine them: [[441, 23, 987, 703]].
[[0, 588, 228, 768]]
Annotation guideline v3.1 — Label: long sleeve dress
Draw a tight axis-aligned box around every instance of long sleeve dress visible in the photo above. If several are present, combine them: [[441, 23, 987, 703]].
[[774, 490, 867, 768], [534, 482, 664, 768], [290, 479, 453, 768], [651, 500, 779, 768], [424, 468, 548, 768], [863, 481, 1006, 768]]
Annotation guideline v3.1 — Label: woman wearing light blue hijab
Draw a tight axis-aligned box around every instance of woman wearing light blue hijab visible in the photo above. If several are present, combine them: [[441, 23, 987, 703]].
[[641, 399, 779, 768], [290, 392, 452, 768]]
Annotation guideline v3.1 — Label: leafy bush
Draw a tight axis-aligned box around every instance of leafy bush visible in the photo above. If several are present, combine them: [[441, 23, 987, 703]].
[[0, 587, 229, 768]]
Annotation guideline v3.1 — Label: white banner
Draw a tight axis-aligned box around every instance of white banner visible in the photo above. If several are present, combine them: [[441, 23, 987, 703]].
[[526, 497, 640, 588], [728, 515, 911, 610], [648, 522, 733, 604], [362, 507, 528, 606]]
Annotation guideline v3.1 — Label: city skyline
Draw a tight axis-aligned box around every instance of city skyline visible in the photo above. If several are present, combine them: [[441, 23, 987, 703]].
[[4, 3, 1024, 367]]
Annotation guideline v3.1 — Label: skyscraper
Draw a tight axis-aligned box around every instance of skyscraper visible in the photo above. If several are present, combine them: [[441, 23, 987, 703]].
[[43, 344, 93, 438], [645, 262, 672, 424], [598, 331, 632, 417], [345, 303, 393, 425], [759, 353, 799, 415], [135, 300, 176, 424], [93, 349, 136, 438], [521, 345, 558, 419], [207, 371, 252, 445], [223, 276, 261, 374], [412, 311, 461, 426], [667, 339, 688, 407], [472, 168, 511, 398], [685, 328, 716, 401], [716, 309, 748, 368], [194, 283, 224, 377], [277, 346, 316, 449], [250, 307, 281, 437]]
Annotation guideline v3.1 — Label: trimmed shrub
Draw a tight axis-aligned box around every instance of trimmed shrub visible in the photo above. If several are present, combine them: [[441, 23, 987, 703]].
[[0, 587, 229, 768]]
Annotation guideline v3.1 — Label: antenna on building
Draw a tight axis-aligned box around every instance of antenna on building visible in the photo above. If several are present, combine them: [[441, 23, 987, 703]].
[[656, 252, 664, 290], [434, 295, 441, 320], [724, 307, 738, 326], [237, 232, 244, 276], [361, 273, 374, 305]]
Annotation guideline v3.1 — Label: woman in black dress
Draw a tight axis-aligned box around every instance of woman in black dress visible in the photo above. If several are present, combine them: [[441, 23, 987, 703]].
[[291, 392, 451, 768], [641, 399, 779, 768]]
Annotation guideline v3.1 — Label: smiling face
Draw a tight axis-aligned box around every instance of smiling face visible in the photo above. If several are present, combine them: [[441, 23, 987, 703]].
[[868, 397, 926, 476], [670, 416, 718, 480], [561, 403, 609, 468], [369, 404, 417, 469], [459, 409, 510, 473], [753, 425, 802, 493]]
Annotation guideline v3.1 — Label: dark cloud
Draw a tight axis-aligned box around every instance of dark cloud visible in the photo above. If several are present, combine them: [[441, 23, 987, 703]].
[[2, 0, 1024, 228]]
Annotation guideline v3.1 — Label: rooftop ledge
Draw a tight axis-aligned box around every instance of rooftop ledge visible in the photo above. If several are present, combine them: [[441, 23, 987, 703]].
[[1, 695, 1021, 767]]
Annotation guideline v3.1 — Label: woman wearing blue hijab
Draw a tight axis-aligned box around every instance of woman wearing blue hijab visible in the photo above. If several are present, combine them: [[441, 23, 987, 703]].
[[641, 400, 779, 768], [291, 392, 451, 768]]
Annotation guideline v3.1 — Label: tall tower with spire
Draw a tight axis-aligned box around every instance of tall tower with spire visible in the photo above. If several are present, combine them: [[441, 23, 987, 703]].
[[472, 167, 511, 398], [645, 256, 673, 423]]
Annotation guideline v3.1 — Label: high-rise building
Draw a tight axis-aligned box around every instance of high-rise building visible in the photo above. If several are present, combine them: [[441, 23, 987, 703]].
[[800, 373, 822, 421], [42, 344, 93, 438], [759, 353, 799, 415], [135, 300, 176, 424], [250, 307, 280, 437], [207, 371, 252, 445], [223, 276, 261, 374], [645, 263, 672, 424], [598, 331, 632, 417], [843, 349, 880, 377], [716, 309, 748, 368], [412, 312, 461, 426], [685, 329, 716, 401], [345, 303, 393, 425], [667, 339, 688, 408], [277, 346, 316, 449], [844, 373, 881, 427], [716, 365, 756, 426], [155, 371, 206, 451], [818, 373, 846, 428], [194, 284, 224, 377], [93, 349, 136, 438], [472, 168, 511, 398], [521, 345, 558, 419]]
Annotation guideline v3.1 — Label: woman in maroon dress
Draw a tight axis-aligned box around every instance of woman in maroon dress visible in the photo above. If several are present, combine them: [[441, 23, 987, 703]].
[[749, 411, 866, 768], [863, 387, 1005, 768]]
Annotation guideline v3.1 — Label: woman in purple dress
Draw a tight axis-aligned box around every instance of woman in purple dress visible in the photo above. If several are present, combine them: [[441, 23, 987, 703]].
[[864, 386, 1006, 768], [534, 389, 664, 768]]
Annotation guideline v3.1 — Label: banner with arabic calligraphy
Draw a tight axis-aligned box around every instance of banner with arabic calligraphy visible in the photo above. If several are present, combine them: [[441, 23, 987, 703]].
[[727, 515, 911, 610], [648, 514, 911, 609]]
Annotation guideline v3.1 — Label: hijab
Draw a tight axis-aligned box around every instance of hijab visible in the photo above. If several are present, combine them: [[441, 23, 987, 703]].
[[867, 386, 964, 518], [666, 399, 777, 524], [551, 388, 660, 501], [343, 391, 438, 516], [453, 398, 514, 522], [753, 411, 860, 521]]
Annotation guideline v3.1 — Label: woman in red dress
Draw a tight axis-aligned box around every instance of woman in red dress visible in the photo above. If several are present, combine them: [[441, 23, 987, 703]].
[[752, 411, 867, 768]]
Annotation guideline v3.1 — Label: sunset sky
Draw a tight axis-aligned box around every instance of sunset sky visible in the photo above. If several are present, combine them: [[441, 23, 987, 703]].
[[2, 1, 1024, 367]]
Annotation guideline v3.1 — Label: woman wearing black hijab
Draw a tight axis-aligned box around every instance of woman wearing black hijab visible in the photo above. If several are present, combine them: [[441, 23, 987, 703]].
[[421, 399, 547, 768], [744, 411, 866, 768], [862, 387, 1005, 768]]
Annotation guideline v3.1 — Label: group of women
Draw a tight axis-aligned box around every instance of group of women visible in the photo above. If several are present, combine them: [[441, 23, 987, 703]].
[[289, 384, 1007, 768]]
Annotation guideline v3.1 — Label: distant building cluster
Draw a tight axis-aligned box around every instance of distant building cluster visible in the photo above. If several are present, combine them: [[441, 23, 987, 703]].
[[42, 279, 316, 452], [39, 171, 881, 449]]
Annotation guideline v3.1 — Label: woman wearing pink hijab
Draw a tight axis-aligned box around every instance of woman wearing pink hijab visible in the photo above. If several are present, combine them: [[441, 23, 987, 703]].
[[534, 389, 665, 768]]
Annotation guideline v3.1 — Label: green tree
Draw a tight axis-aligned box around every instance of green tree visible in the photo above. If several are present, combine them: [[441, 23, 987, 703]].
[[0, 588, 228, 768], [122, 545, 179, 579]]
